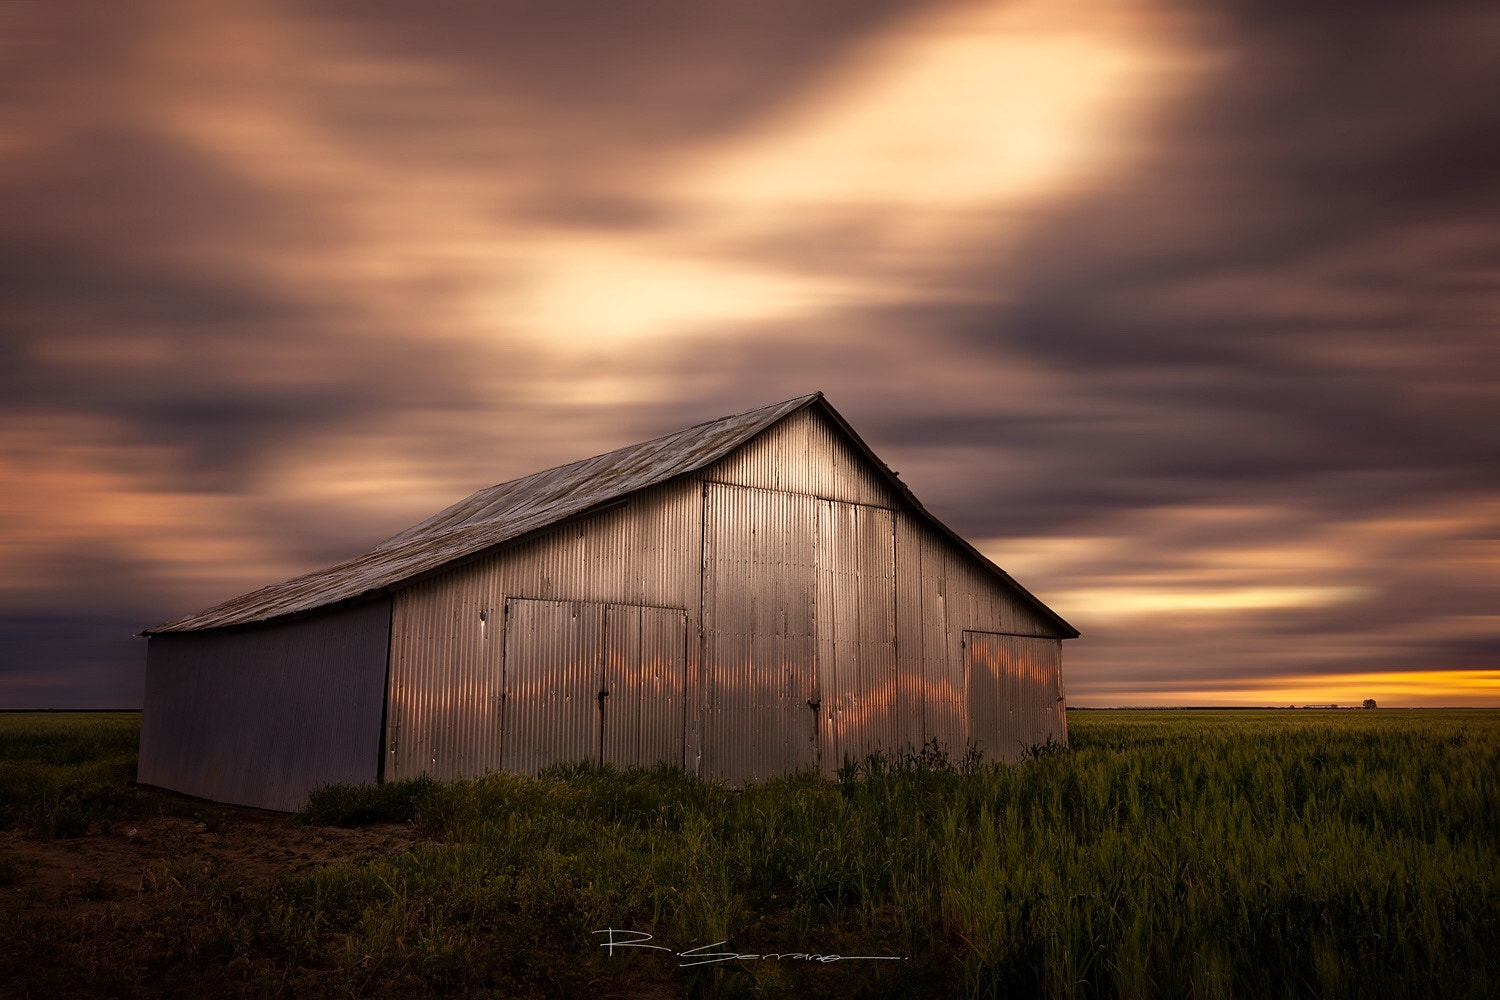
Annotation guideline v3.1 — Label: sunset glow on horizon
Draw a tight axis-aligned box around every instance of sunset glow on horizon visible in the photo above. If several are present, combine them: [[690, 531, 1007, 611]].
[[2, 0, 1497, 707]]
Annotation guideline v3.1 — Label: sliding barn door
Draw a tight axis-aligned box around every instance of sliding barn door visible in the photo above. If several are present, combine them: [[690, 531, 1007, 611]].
[[502, 598, 686, 775]]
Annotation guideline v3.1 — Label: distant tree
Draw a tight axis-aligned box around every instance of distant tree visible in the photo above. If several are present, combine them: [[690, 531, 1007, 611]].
[[1363, 698, 1378, 709]]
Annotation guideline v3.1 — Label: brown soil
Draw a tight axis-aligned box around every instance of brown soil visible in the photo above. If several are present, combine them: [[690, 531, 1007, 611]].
[[0, 799, 417, 920]]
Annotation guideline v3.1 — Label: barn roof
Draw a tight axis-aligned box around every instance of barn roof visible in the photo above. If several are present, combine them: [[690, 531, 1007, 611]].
[[145, 392, 1077, 637]]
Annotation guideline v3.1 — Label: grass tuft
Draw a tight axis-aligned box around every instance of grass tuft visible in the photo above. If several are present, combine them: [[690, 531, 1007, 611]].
[[299, 774, 440, 827]]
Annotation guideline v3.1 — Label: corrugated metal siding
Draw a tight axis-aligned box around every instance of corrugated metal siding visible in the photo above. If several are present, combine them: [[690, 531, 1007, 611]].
[[892, 510, 934, 753], [702, 482, 820, 783], [384, 570, 503, 782], [385, 413, 1072, 786], [815, 500, 897, 774], [385, 480, 701, 780], [468, 480, 703, 609], [706, 406, 897, 508], [504, 598, 602, 774], [137, 598, 391, 811], [600, 603, 642, 767], [963, 632, 1066, 759], [499, 598, 688, 775], [892, 509, 1068, 759], [604, 603, 687, 768], [903, 527, 967, 755], [855, 504, 898, 758], [816, 497, 855, 772], [943, 541, 1054, 638]]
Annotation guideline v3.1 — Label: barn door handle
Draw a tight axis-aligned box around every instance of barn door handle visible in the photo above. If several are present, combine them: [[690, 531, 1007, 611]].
[[598, 689, 610, 704], [807, 698, 820, 711]]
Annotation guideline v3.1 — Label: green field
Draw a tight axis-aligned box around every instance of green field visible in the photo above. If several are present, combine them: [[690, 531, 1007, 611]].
[[2, 709, 1497, 998]]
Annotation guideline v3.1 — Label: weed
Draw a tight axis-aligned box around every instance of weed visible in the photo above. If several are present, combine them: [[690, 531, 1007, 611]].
[[2, 710, 1498, 999], [299, 774, 440, 827]]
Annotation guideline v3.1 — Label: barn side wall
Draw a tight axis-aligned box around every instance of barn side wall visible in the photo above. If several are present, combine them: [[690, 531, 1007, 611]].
[[383, 405, 1068, 786], [894, 509, 1067, 759], [137, 598, 392, 811], [383, 478, 703, 782], [701, 405, 1066, 776]]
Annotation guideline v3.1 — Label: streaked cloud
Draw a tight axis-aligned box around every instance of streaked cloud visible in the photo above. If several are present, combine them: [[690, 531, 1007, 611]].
[[2, 0, 1497, 706]]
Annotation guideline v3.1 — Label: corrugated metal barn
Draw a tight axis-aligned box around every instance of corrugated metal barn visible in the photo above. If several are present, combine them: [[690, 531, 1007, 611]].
[[138, 393, 1077, 810]]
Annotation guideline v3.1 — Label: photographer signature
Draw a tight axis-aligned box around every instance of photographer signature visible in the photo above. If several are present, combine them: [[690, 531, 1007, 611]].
[[593, 928, 907, 968]]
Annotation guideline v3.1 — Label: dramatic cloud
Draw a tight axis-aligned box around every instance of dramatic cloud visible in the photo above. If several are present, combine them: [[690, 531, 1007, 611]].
[[2, 0, 1496, 706]]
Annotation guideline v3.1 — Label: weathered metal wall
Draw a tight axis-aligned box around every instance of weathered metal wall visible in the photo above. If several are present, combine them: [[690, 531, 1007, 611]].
[[963, 632, 1067, 757], [385, 479, 701, 781], [386, 409, 1069, 786], [893, 508, 1067, 761], [137, 598, 391, 811], [894, 510, 946, 752], [700, 480, 906, 782], [815, 499, 897, 774], [701, 482, 820, 782], [384, 571, 503, 782], [705, 405, 897, 508], [502, 597, 601, 774], [603, 602, 688, 769], [500, 597, 687, 775]]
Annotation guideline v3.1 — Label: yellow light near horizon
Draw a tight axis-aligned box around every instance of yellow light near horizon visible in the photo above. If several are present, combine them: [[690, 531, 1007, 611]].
[[1087, 671, 1500, 708]]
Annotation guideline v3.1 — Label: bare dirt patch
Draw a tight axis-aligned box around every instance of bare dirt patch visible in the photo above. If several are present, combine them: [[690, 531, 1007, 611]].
[[1, 796, 418, 920]]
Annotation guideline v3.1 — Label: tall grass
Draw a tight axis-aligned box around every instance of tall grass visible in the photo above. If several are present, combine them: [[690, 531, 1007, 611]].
[[0, 712, 144, 837], [3, 710, 1497, 998]]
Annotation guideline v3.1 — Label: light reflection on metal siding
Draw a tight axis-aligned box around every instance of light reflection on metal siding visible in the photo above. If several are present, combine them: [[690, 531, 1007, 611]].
[[816, 496, 856, 772], [703, 482, 818, 784], [601, 603, 642, 767], [629, 605, 688, 768], [856, 504, 898, 761], [892, 511, 1068, 758], [504, 598, 600, 774], [892, 511, 926, 753], [386, 480, 700, 781], [892, 512, 921, 752], [963, 631, 1065, 760], [385, 571, 502, 782], [909, 534, 966, 754], [384, 438, 1071, 787], [499, 598, 688, 775], [814, 500, 897, 774], [138, 599, 391, 811]]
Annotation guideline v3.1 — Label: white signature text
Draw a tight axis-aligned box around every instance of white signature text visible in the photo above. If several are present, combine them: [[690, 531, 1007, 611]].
[[593, 928, 907, 968]]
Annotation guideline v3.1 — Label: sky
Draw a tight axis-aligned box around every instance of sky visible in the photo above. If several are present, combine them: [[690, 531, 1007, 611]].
[[2, 0, 1498, 709]]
